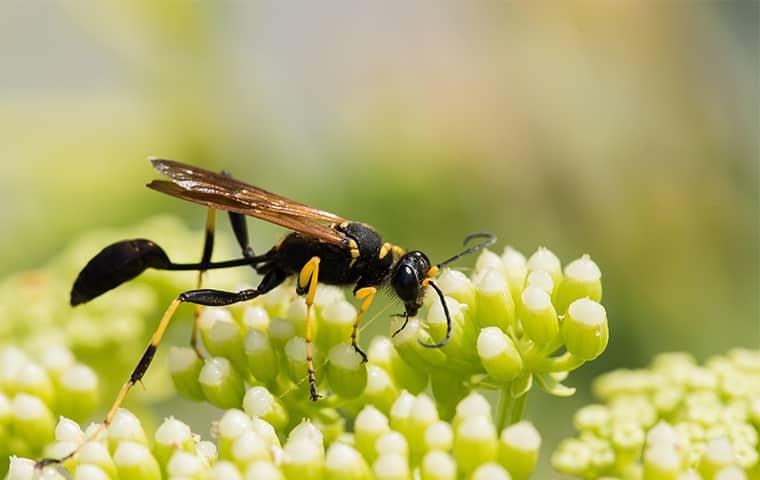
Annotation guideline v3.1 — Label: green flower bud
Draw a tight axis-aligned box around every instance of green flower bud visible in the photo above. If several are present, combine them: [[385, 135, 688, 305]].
[[169, 346, 205, 401], [499, 421, 540, 480], [14, 363, 54, 407], [375, 431, 409, 460], [420, 450, 456, 480], [698, 437, 735, 480], [318, 300, 357, 354], [424, 421, 453, 452], [368, 337, 427, 395], [453, 392, 492, 431], [206, 316, 247, 374], [287, 299, 310, 341], [430, 369, 469, 421], [0, 347, 29, 392], [610, 421, 645, 468], [501, 247, 528, 302], [715, 466, 748, 480], [79, 441, 118, 479], [243, 305, 271, 332], [476, 249, 509, 279], [108, 409, 148, 452], [44, 441, 78, 472], [232, 431, 272, 469], [11, 393, 55, 447], [282, 437, 326, 480], [218, 409, 253, 460], [57, 364, 98, 422], [40, 345, 75, 381], [363, 365, 399, 415], [477, 327, 523, 382], [245, 461, 285, 480], [368, 337, 394, 372], [518, 287, 559, 348], [425, 296, 476, 368], [454, 415, 498, 475], [409, 394, 439, 460], [7, 456, 35, 480], [556, 255, 602, 314], [168, 450, 207, 479], [243, 387, 289, 432], [75, 464, 110, 480], [526, 270, 554, 296], [55, 417, 83, 443], [527, 247, 562, 287], [284, 337, 321, 388], [390, 317, 445, 370], [474, 270, 515, 332], [643, 444, 681, 480], [269, 317, 297, 351], [437, 269, 476, 307], [288, 420, 325, 447], [245, 329, 279, 385], [327, 343, 368, 399], [199, 308, 236, 350], [211, 461, 243, 480], [471, 462, 512, 480], [551, 439, 592, 477], [154, 416, 195, 471], [561, 298, 608, 361], [389, 391, 415, 441], [113, 441, 161, 480], [573, 404, 611, 436], [251, 417, 280, 449], [325, 443, 372, 480], [199, 357, 245, 409], [372, 453, 410, 480], [354, 405, 391, 464]]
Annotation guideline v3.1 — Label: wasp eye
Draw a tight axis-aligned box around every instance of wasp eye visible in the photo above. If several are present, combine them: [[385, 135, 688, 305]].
[[393, 264, 420, 302]]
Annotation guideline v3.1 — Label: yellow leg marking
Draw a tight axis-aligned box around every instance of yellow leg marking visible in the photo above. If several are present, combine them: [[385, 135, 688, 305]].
[[192, 208, 217, 358], [352, 287, 376, 362], [37, 298, 182, 468], [299, 257, 322, 401]]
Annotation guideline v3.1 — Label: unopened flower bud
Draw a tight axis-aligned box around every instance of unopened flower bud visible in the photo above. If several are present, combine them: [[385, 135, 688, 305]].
[[242, 305, 270, 332], [474, 270, 515, 332], [318, 300, 357, 354], [501, 247, 527, 301], [527, 247, 562, 287], [698, 436, 735, 480], [363, 365, 399, 415], [437, 269, 476, 307], [113, 441, 161, 480], [556, 255, 602, 313], [562, 298, 608, 361], [12, 393, 55, 447], [518, 287, 558, 348], [499, 421, 540, 480], [57, 364, 98, 422], [14, 363, 54, 407], [376, 431, 409, 460], [454, 415, 498, 475], [167, 450, 206, 479], [477, 327, 523, 382], [526, 270, 554, 296], [210, 461, 242, 480], [232, 430, 271, 468], [327, 343, 368, 398], [409, 394, 439, 460], [154, 416, 195, 469], [168, 346, 205, 401], [200, 357, 245, 409], [244, 461, 284, 480], [471, 462, 511, 480], [372, 453, 410, 480], [325, 442, 372, 480], [355, 405, 391, 463], [282, 437, 325, 480], [244, 330, 278, 385], [218, 409, 252, 460], [424, 421, 453, 453], [420, 450, 456, 480], [75, 464, 110, 480], [206, 317, 247, 373], [243, 386, 288, 432]]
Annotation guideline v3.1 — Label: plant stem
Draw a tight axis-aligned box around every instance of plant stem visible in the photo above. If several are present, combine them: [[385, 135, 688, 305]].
[[510, 392, 528, 425], [497, 387, 513, 432]]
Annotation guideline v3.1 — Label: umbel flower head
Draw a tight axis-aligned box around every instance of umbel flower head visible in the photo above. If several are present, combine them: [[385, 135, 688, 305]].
[[9, 391, 541, 480], [553, 348, 760, 479], [165, 242, 607, 428]]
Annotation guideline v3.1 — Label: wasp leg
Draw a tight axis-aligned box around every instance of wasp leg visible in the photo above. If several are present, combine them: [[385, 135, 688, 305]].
[[351, 286, 376, 363], [191, 208, 218, 358], [36, 269, 288, 471], [221, 170, 255, 259], [297, 257, 322, 401]]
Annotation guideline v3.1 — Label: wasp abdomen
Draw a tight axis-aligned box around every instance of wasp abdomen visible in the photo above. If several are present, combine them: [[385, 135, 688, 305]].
[[70, 239, 171, 306]]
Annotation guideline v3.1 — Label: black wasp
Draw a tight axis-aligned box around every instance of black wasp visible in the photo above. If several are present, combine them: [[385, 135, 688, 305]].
[[38, 158, 494, 469]]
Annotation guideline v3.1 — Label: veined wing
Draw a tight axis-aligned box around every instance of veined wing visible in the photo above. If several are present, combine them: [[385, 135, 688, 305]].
[[147, 158, 348, 246]]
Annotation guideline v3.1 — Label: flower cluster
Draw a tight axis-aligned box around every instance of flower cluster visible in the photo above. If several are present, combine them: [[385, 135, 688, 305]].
[[171, 244, 607, 431], [10, 391, 541, 480], [0, 216, 243, 401], [553, 349, 760, 479], [0, 344, 98, 474]]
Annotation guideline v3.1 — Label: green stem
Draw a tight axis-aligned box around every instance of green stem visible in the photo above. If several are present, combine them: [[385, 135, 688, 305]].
[[497, 387, 514, 432], [510, 392, 528, 425]]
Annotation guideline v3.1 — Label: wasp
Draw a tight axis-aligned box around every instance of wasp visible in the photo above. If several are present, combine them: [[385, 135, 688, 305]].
[[38, 158, 494, 469]]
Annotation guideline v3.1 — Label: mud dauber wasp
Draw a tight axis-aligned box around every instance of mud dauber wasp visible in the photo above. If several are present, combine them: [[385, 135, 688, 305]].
[[38, 158, 494, 469]]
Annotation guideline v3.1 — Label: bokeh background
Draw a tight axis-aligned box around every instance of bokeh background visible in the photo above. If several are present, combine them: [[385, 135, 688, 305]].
[[1, 1, 757, 476]]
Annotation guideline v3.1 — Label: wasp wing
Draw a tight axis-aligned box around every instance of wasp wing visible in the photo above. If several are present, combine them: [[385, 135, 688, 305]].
[[148, 159, 348, 246]]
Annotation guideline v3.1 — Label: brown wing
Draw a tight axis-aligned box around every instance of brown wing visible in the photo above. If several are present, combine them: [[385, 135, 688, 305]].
[[147, 158, 348, 246]]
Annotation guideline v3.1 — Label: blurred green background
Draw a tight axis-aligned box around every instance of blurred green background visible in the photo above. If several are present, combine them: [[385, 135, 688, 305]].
[[1, 1, 757, 475]]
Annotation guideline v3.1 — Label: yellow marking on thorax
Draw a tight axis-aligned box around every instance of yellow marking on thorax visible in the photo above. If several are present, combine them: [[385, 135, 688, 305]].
[[391, 245, 406, 258], [421, 265, 440, 287], [379, 242, 392, 259], [348, 238, 360, 268]]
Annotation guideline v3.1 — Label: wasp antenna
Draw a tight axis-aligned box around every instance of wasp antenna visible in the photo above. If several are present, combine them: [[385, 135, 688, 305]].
[[436, 232, 497, 268], [417, 280, 452, 348]]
